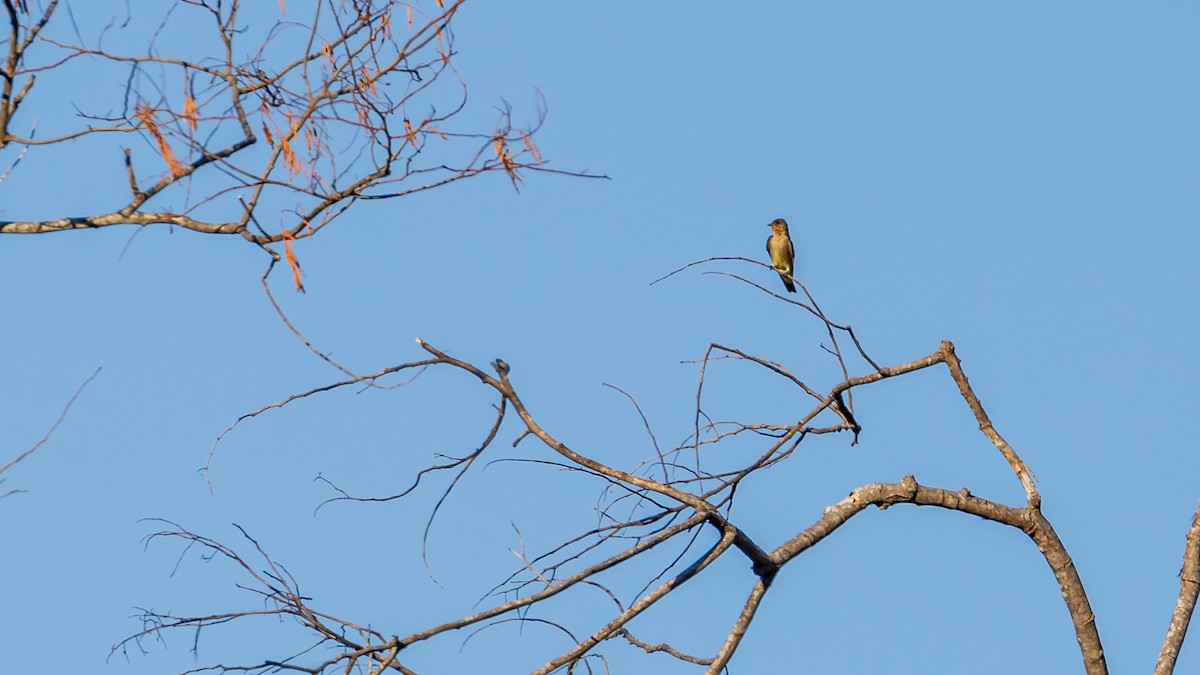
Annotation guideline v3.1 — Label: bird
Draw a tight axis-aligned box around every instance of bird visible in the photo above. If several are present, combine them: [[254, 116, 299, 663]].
[[765, 218, 796, 293]]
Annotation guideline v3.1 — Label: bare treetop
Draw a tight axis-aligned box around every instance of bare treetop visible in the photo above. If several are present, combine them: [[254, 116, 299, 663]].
[[0, 0, 599, 257]]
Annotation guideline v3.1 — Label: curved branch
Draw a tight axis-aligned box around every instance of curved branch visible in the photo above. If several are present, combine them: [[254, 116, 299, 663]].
[[762, 477, 1105, 675]]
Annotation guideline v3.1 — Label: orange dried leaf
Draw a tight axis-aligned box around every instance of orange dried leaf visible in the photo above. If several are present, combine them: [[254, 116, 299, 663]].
[[183, 95, 199, 133], [406, 4, 413, 27], [359, 65, 379, 96], [281, 113, 304, 177], [435, 22, 448, 64], [281, 229, 305, 293], [304, 125, 319, 154], [261, 122, 275, 147], [281, 137, 299, 176], [493, 136, 521, 191], [521, 132, 543, 165], [403, 118, 418, 148], [278, 0, 286, 13], [136, 103, 185, 178]]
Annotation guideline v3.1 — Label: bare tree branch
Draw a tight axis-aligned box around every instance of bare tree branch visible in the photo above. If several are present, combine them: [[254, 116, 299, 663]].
[[0, 367, 100, 499], [0, 1, 604, 248], [144, 319, 1125, 673], [1156, 500, 1200, 675]]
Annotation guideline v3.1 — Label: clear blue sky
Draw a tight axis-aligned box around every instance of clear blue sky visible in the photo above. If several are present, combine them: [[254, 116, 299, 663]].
[[3, 2, 1198, 673]]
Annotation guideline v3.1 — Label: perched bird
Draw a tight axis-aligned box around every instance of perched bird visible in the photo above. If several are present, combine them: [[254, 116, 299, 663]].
[[765, 218, 796, 293]]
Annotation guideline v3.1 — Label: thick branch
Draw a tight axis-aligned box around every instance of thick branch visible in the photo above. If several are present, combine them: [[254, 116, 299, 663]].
[[763, 477, 1105, 675], [1155, 501, 1200, 675], [1025, 507, 1107, 674], [0, 212, 243, 235]]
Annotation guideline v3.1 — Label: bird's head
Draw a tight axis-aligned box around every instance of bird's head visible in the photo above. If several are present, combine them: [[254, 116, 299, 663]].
[[768, 218, 789, 234]]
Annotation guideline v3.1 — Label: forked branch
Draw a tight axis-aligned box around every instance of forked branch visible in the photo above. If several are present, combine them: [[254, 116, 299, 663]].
[[124, 271, 1198, 673], [0, 1, 604, 248]]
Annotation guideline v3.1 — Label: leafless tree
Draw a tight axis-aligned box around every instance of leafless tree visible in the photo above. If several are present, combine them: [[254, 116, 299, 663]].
[[4, 2, 1198, 674], [106, 267, 1200, 674]]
